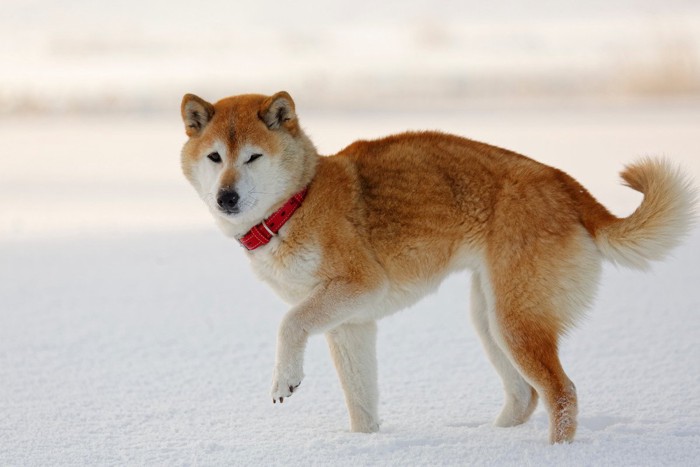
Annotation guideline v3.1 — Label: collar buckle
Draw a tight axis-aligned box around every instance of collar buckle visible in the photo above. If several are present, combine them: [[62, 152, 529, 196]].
[[260, 220, 276, 237]]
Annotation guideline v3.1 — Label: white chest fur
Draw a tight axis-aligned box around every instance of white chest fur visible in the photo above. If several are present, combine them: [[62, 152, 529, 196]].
[[248, 239, 322, 305]]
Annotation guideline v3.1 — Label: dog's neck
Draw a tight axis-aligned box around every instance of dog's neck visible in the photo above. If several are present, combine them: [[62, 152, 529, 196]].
[[237, 187, 309, 250]]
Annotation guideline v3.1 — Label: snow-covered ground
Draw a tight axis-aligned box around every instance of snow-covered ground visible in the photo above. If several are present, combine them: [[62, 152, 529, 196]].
[[1, 105, 699, 465]]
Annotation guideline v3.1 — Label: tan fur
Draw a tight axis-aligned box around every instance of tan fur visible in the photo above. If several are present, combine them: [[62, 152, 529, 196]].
[[180, 92, 697, 444]]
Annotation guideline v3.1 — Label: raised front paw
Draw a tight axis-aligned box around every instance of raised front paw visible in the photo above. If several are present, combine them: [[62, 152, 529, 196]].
[[270, 366, 304, 404]]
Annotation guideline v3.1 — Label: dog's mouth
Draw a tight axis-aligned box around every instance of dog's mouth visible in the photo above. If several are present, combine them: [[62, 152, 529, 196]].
[[218, 205, 240, 215], [215, 206, 241, 220]]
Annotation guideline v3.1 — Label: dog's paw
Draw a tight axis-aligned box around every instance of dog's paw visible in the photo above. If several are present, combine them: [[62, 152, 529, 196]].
[[270, 366, 304, 404]]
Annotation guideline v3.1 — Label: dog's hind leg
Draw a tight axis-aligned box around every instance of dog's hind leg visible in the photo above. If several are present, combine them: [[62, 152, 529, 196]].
[[326, 321, 380, 433], [482, 266, 579, 444], [470, 273, 538, 427], [490, 310, 577, 443]]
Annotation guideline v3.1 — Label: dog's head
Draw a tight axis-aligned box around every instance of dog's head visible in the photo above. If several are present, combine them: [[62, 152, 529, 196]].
[[180, 92, 317, 234]]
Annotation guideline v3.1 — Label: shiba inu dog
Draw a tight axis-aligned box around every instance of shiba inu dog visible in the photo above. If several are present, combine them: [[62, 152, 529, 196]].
[[179, 91, 695, 443]]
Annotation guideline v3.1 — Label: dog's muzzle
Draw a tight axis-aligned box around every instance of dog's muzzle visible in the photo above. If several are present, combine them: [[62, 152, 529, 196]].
[[217, 189, 240, 214]]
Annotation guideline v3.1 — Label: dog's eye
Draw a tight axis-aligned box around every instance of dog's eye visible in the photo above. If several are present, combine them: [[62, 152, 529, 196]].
[[245, 153, 263, 164], [207, 152, 222, 163]]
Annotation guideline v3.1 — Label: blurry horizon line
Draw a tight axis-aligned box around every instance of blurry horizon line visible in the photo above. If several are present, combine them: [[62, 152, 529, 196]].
[[3, 93, 700, 118]]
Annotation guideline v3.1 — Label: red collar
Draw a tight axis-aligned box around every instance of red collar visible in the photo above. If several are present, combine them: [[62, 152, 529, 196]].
[[238, 187, 308, 251]]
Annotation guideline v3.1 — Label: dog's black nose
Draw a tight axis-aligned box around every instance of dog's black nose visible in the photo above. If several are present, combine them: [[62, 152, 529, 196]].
[[217, 190, 240, 213]]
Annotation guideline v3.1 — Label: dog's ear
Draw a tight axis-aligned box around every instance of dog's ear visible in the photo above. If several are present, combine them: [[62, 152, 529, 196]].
[[259, 91, 297, 133], [181, 94, 215, 137]]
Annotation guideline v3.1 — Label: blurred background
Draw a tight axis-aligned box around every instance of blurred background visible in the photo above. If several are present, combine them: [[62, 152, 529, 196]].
[[3, 0, 700, 114]]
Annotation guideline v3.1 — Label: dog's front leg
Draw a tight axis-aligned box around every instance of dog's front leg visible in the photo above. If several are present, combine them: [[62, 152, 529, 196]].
[[271, 280, 376, 404], [326, 321, 379, 432]]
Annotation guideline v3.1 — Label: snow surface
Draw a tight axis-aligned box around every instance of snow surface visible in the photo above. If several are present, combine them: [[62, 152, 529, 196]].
[[1, 106, 700, 465]]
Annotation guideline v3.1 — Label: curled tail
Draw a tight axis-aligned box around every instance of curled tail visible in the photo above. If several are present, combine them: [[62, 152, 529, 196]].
[[590, 157, 697, 270]]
